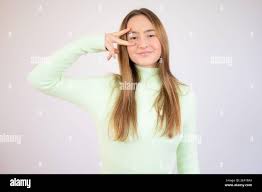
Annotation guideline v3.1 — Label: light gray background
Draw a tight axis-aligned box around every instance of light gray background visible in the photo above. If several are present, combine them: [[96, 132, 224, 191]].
[[0, 0, 261, 173]]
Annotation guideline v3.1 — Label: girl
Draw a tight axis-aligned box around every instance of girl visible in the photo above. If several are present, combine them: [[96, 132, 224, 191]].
[[28, 8, 200, 174]]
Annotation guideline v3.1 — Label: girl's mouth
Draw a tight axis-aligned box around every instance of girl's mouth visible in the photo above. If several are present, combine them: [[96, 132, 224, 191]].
[[137, 51, 153, 57]]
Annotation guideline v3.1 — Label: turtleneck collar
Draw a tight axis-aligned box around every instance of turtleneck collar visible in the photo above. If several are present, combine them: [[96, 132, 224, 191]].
[[134, 64, 159, 80], [134, 64, 161, 90]]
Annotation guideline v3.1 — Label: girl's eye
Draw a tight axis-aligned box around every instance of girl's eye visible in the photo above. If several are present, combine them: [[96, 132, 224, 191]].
[[129, 36, 137, 40], [148, 34, 155, 37]]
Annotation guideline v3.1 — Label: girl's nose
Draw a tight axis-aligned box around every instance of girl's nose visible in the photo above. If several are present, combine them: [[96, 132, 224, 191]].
[[137, 37, 149, 48]]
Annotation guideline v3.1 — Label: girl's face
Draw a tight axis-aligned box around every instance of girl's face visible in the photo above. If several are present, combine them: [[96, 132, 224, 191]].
[[126, 15, 162, 68]]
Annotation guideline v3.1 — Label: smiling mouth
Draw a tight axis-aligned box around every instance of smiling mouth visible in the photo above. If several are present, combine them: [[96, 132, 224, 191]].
[[137, 52, 153, 56]]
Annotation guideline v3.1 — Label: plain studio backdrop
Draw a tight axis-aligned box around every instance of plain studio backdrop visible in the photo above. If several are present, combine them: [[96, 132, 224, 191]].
[[0, 0, 261, 173]]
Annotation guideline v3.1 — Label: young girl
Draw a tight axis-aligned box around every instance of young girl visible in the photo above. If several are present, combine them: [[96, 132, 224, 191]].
[[27, 8, 200, 174]]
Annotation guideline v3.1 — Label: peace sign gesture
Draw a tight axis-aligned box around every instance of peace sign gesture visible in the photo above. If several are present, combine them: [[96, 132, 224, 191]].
[[104, 27, 135, 60]]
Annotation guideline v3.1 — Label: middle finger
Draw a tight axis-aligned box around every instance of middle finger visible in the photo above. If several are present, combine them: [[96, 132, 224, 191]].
[[112, 36, 134, 46]]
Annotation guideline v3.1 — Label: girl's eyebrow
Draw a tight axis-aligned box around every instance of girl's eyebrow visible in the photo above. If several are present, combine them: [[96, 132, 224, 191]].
[[128, 29, 155, 34]]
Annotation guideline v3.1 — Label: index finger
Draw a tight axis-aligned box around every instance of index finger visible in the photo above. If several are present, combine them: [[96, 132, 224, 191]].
[[112, 36, 134, 46], [113, 27, 131, 37]]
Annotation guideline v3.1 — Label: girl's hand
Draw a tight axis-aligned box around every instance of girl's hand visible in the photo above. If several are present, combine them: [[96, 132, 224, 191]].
[[104, 27, 134, 60]]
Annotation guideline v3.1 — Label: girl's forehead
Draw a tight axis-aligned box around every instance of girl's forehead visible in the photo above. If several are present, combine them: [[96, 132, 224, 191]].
[[127, 23, 156, 33], [127, 29, 156, 35], [127, 15, 154, 29], [127, 23, 154, 30]]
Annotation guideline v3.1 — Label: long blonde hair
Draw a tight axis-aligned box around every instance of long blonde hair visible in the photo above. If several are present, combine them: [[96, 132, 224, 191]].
[[109, 8, 185, 141]]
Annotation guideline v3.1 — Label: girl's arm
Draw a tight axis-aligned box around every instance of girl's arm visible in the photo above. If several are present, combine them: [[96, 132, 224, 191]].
[[176, 88, 200, 174], [27, 34, 113, 114]]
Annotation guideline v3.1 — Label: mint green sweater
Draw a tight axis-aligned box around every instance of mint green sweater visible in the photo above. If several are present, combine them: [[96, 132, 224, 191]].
[[27, 34, 200, 174]]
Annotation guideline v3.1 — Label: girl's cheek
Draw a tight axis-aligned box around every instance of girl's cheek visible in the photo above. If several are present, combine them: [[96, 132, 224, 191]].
[[127, 47, 136, 55], [127, 48, 131, 55], [154, 41, 161, 49]]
